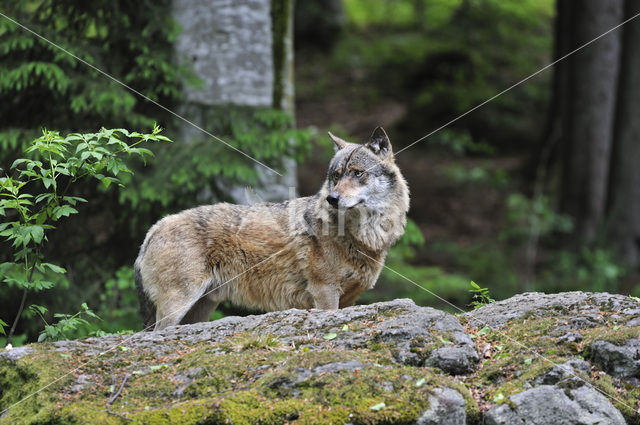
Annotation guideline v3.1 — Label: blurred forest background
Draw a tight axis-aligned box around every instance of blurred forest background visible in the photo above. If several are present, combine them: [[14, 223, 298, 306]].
[[1, 0, 639, 345]]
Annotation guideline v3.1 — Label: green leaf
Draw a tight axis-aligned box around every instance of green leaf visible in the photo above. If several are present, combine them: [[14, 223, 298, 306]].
[[30, 226, 44, 244], [149, 364, 168, 371], [370, 402, 385, 411], [28, 304, 48, 316], [11, 158, 27, 169], [62, 196, 87, 205], [41, 262, 66, 274], [476, 326, 490, 336], [52, 205, 78, 220], [323, 332, 338, 340], [0, 262, 16, 275]]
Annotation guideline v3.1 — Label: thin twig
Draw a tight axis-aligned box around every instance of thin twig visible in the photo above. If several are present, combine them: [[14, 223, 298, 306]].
[[106, 373, 132, 422], [6, 253, 38, 346], [60, 158, 86, 200], [6, 289, 27, 346]]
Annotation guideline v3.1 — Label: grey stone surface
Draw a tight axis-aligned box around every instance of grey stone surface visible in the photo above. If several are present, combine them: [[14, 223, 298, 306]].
[[416, 387, 466, 425], [464, 291, 640, 328], [558, 332, 584, 344], [590, 338, 640, 383], [426, 346, 478, 375], [485, 384, 626, 425], [269, 361, 366, 390], [313, 360, 364, 374], [0, 345, 33, 361], [627, 317, 640, 326], [43, 299, 477, 374], [4, 292, 639, 424], [532, 359, 591, 386]]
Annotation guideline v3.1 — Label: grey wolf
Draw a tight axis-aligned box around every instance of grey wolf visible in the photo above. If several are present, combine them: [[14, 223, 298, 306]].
[[135, 127, 409, 330]]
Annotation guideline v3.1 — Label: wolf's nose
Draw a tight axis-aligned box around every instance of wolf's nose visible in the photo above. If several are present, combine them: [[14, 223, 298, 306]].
[[326, 192, 340, 208]]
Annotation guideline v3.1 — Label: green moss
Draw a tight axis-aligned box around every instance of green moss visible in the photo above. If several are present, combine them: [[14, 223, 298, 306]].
[[11, 298, 640, 424], [590, 373, 640, 425], [224, 331, 281, 352], [0, 349, 75, 425], [582, 324, 640, 346], [0, 337, 482, 424], [462, 310, 640, 423]]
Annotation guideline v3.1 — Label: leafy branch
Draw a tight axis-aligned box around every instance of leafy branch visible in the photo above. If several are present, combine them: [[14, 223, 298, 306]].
[[0, 126, 170, 344]]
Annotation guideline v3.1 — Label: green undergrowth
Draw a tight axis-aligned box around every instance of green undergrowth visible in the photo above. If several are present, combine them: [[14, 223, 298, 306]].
[[0, 332, 480, 425]]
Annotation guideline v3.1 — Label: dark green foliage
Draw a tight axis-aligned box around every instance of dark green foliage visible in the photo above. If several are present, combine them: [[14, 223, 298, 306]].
[[0, 0, 184, 147], [0, 127, 170, 342], [0, 1, 310, 343], [333, 0, 554, 149], [0, 3, 185, 340], [31, 302, 103, 342], [119, 106, 311, 212]]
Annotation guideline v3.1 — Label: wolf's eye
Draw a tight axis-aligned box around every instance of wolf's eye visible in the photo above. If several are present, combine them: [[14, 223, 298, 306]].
[[354, 170, 363, 178]]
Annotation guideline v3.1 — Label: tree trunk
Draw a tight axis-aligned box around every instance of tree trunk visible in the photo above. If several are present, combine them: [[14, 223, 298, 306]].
[[560, 0, 624, 245], [171, 0, 297, 203], [606, 0, 640, 268], [521, 0, 573, 287]]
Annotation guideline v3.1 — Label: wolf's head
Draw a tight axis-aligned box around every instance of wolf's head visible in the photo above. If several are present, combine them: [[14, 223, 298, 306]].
[[315, 127, 410, 250], [322, 127, 409, 212]]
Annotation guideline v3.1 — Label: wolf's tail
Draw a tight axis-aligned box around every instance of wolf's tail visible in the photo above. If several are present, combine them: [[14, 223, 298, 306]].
[[134, 262, 156, 331]]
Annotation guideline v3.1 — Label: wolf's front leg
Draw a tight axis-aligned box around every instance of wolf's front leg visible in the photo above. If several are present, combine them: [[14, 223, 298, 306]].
[[308, 282, 340, 310]]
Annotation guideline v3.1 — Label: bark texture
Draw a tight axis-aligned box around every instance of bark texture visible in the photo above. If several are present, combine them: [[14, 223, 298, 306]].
[[172, 0, 274, 106], [172, 0, 297, 203], [560, 0, 624, 244], [607, 0, 640, 267]]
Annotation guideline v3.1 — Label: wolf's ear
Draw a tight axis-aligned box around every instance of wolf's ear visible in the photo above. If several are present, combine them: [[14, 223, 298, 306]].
[[366, 127, 392, 158], [328, 131, 348, 151]]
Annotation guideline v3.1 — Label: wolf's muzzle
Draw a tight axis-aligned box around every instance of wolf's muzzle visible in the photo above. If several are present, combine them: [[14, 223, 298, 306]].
[[326, 192, 340, 208]]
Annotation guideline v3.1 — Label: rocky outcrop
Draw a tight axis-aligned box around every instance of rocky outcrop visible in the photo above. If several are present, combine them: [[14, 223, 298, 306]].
[[485, 385, 627, 425], [1, 292, 639, 424]]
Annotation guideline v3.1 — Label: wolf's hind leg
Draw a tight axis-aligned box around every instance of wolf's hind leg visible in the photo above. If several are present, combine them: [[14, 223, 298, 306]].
[[154, 288, 205, 330], [181, 298, 219, 325], [154, 304, 182, 330]]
